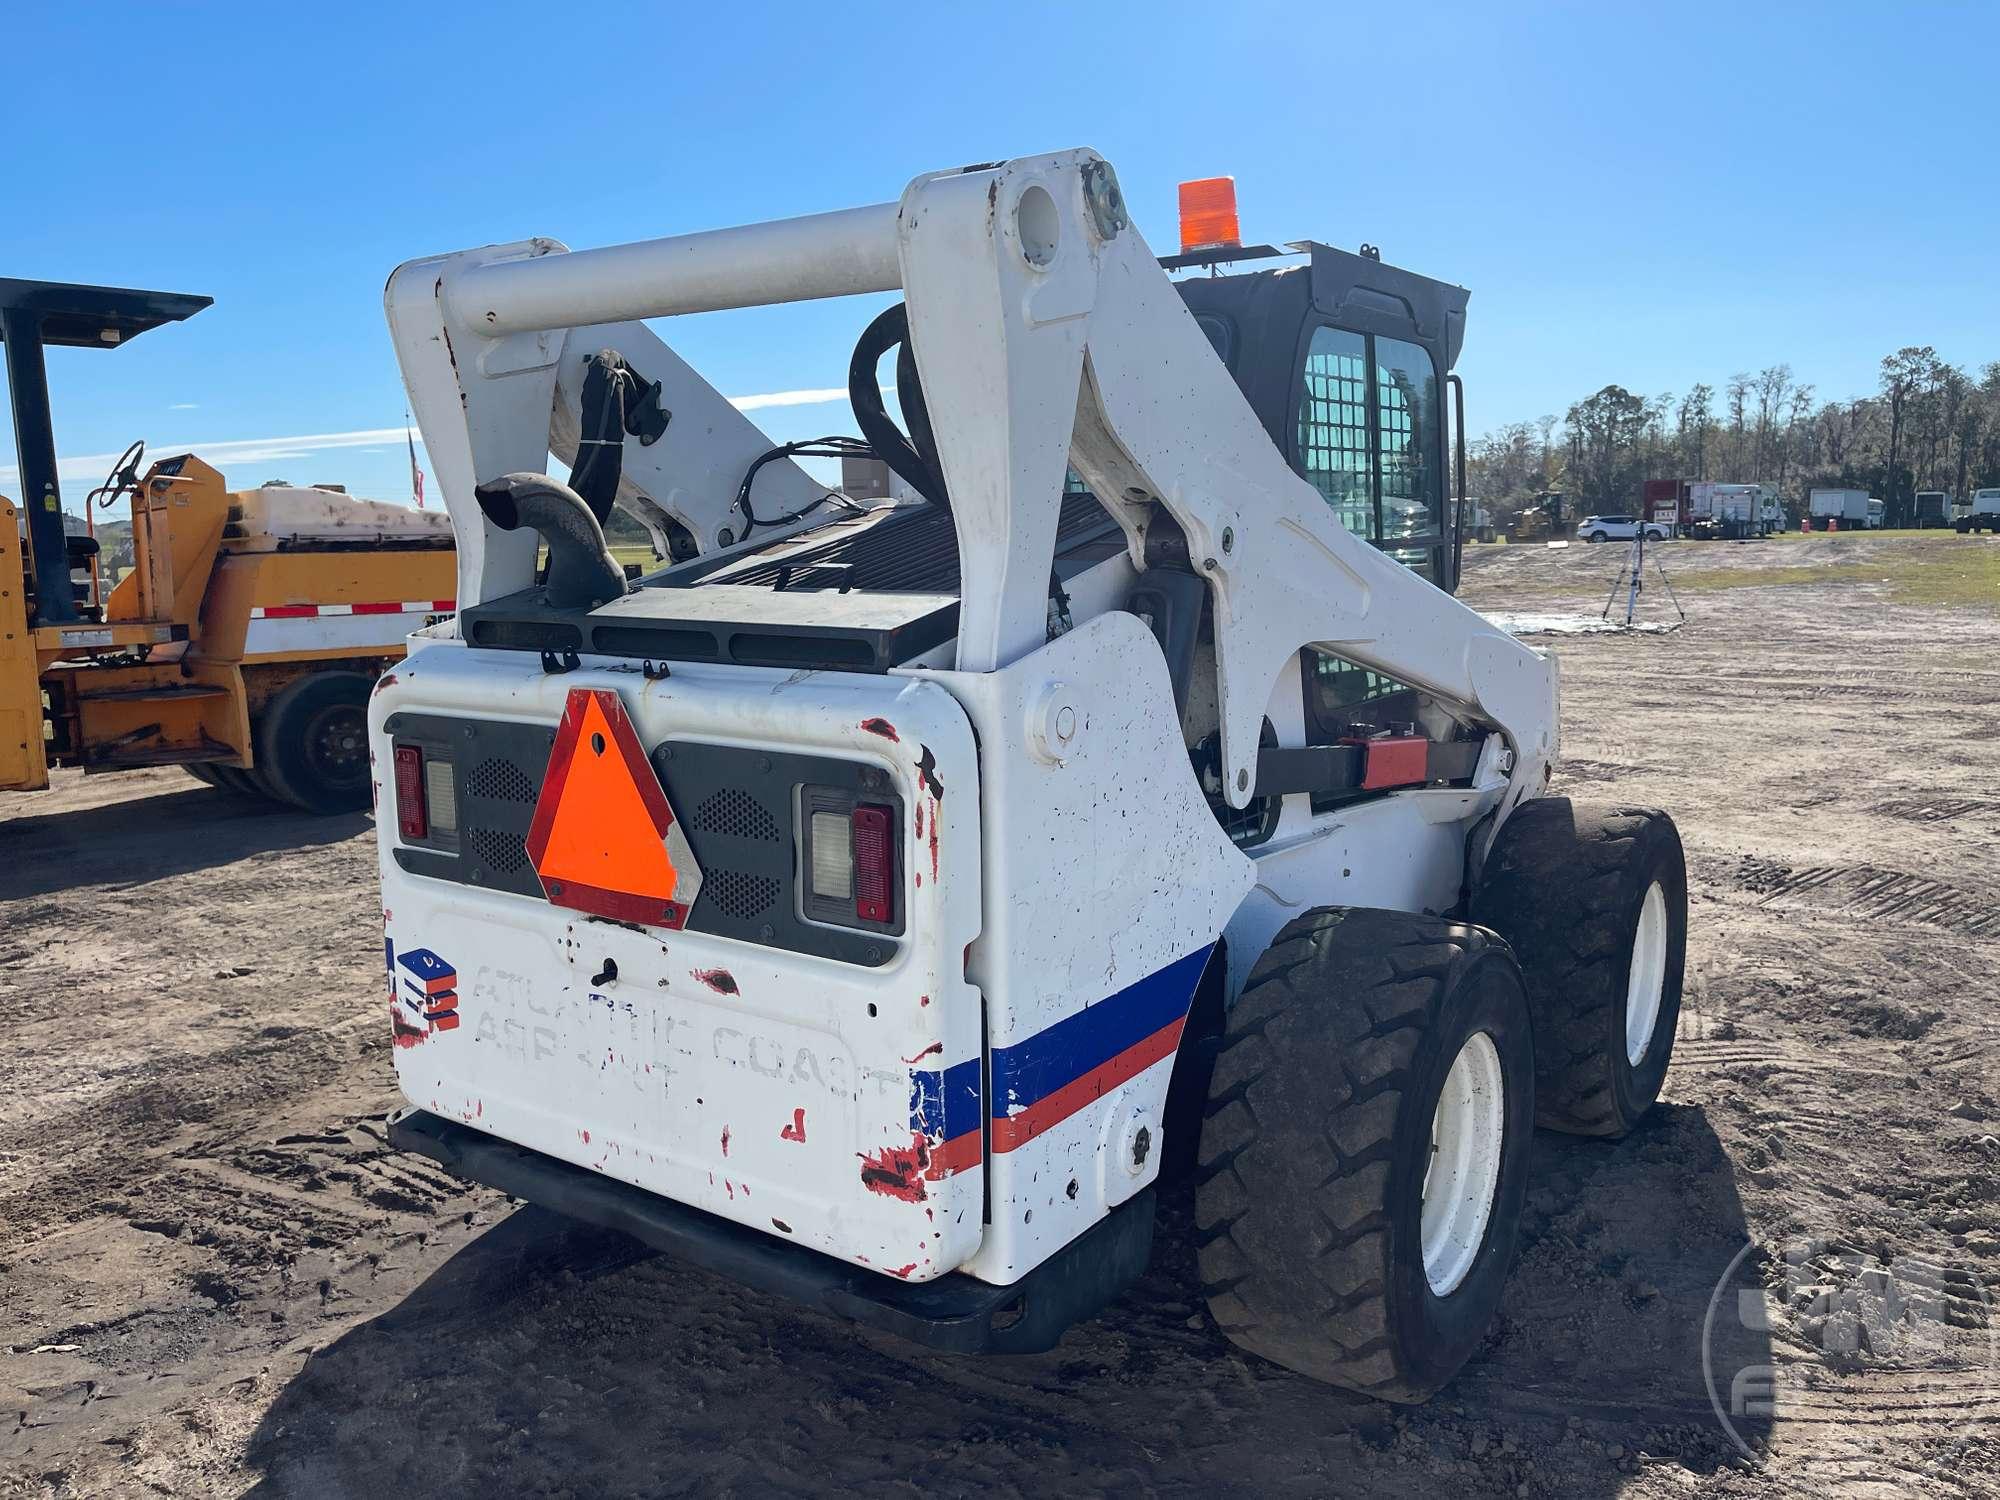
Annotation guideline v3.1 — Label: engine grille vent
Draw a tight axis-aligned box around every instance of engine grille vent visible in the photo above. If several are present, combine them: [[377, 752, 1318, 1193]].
[[695, 787, 781, 843], [707, 868, 781, 921], [469, 826, 530, 875], [468, 759, 537, 804], [712, 492, 1116, 594]]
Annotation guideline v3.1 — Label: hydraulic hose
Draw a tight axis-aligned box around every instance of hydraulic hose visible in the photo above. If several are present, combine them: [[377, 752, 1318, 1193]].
[[847, 303, 950, 512]]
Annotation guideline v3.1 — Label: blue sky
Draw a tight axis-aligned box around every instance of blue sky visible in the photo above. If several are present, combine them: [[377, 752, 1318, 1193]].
[[5, 1, 1995, 510]]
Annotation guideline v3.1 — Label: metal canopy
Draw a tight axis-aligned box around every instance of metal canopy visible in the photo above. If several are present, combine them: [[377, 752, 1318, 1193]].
[[2, 277, 212, 625], [0, 277, 211, 349]]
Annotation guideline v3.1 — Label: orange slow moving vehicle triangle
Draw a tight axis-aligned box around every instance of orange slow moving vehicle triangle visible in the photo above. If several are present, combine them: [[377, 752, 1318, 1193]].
[[525, 687, 698, 928]]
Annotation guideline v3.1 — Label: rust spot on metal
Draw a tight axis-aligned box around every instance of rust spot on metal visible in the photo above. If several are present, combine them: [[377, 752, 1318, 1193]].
[[860, 716, 899, 742], [373, 672, 398, 696], [390, 1004, 427, 1048], [781, 1108, 807, 1143], [916, 745, 944, 800], [858, 1134, 931, 1203], [693, 967, 739, 995]]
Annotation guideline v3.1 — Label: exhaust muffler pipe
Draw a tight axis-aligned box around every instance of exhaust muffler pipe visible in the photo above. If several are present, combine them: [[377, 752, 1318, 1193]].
[[473, 472, 629, 612]]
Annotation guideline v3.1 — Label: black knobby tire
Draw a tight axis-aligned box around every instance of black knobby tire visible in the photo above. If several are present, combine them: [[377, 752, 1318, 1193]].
[[255, 671, 376, 815], [1588, 531, 1608, 542], [1194, 908, 1536, 1403], [1471, 797, 1687, 1137], [185, 763, 264, 798], [213, 765, 268, 798]]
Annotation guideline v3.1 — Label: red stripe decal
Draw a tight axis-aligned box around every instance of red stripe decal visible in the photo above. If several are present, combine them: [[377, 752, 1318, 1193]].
[[990, 1016, 1187, 1153], [261, 604, 319, 618], [923, 1128, 983, 1180], [351, 601, 405, 615], [434, 599, 456, 611]]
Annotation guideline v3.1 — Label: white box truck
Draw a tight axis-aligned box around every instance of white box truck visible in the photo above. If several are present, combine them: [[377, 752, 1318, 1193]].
[[1687, 481, 1776, 539], [1808, 488, 1870, 531]]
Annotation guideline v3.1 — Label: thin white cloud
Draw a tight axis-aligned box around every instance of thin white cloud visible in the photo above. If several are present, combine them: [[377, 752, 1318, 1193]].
[[168, 402, 199, 410], [1, 383, 859, 484], [731, 385, 852, 411]]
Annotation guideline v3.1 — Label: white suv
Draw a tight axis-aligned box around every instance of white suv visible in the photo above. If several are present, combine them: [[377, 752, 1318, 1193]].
[[1576, 514, 1667, 542]]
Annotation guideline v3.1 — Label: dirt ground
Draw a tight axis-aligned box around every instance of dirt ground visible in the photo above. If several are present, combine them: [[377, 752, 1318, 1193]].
[[3, 532, 1998, 1498]]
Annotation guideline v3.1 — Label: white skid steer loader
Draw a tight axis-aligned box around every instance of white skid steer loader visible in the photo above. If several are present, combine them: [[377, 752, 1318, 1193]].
[[374, 151, 1687, 1401]]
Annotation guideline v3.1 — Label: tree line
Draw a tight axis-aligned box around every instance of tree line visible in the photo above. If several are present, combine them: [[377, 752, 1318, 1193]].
[[1469, 348, 2000, 527]]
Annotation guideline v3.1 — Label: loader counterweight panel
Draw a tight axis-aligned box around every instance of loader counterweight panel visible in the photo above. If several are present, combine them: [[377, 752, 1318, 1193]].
[[372, 640, 987, 1280]]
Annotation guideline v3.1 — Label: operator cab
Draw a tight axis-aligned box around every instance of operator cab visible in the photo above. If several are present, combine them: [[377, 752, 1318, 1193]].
[[1162, 177, 1470, 592]]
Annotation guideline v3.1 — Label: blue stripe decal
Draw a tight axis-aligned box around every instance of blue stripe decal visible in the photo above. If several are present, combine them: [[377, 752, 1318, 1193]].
[[905, 944, 1215, 1141], [910, 1056, 981, 1140], [992, 945, 1213, 1113]]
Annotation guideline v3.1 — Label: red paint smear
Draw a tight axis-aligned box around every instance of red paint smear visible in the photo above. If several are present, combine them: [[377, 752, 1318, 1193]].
[[901, 1041, 943, 1064], [919, 994, 930, 1007], [726, 1179, 735, 1200], [780, 1108, 807, 1143], [886, 1262, 918, 1279], [580, 1129, 592, 1144], [913, 804, 924, 839], [720, 1125, 731, 1157], [858, 1134, 931, 1203], [390, 1004, 428, 1048], [860, 716, 900, 742], [372, 672, 399, 696], [693, 967, 739, 996], [928, 811, 939, 883]]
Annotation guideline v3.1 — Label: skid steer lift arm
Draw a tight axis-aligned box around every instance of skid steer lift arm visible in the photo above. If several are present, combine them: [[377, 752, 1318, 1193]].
[[384, 151, 1557, 808]]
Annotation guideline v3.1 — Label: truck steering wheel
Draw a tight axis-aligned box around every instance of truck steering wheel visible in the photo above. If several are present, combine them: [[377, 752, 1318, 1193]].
[[89, 440, 146, 509]]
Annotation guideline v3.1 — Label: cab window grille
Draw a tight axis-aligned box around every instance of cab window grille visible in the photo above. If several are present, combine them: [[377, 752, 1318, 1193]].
[[1298, 326, 1373, 540]]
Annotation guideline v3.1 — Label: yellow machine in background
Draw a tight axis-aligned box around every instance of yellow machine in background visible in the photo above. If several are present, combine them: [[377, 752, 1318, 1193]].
[[2, 278, 453, 812]]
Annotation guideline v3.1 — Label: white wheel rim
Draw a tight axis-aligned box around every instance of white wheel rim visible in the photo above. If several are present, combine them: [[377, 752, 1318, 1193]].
[[1625, 882, 1669, 1066], [1421, 1031, 1506, 1297]]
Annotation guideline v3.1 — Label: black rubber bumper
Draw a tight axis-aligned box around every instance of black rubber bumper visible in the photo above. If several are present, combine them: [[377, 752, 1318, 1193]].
[[389, 1107, 1155, 1356]]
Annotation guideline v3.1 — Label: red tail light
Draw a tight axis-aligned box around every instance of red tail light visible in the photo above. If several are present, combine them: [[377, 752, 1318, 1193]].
[[393, 743, 428, 839], [851, 803, 895, 924]]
